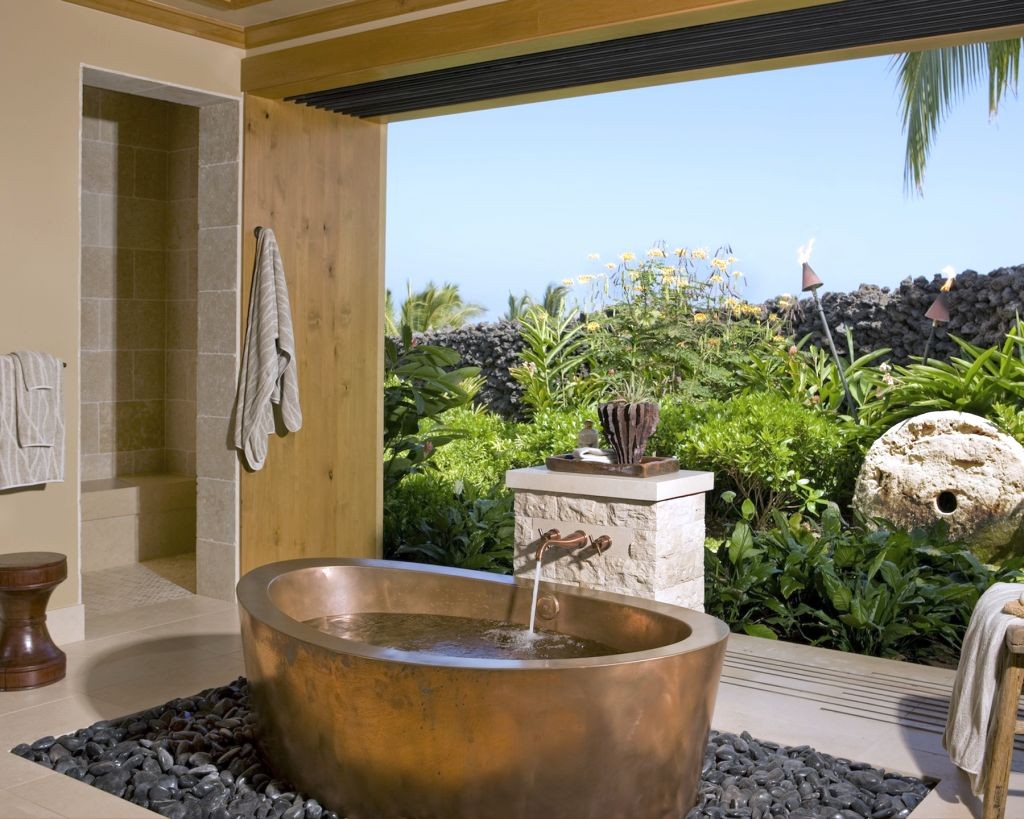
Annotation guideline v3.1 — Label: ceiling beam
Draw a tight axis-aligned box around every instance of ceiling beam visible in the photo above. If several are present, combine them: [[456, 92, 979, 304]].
[[63, 0, 245, 46], [245, 0, 472, 49], [241, 0, 840, 97]]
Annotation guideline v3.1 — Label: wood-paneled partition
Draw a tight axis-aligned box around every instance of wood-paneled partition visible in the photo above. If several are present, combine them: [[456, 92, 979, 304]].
[[240, 96, 385, 572]]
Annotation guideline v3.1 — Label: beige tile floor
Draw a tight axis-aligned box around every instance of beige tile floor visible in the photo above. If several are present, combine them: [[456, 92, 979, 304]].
[[1, 596, 1020, 818]]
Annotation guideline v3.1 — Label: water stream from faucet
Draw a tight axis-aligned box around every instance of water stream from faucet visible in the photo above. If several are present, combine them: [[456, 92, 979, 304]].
[[528, 556, 543, 634]]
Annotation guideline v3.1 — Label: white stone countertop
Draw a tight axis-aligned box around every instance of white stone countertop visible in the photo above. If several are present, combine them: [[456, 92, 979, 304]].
[[505, 465, 714, 502]]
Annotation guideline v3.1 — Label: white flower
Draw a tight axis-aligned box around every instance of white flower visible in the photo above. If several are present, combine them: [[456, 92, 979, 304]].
[[453, 479, 464, 496]]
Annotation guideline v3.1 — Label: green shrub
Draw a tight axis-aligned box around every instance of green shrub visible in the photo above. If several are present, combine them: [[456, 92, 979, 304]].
[[653, 392, 863, 526], [383, 477, 514, 573], [705, 503, 1023, 665], [427, 406, 592, 492], [383, 327, 480, 493], [575, 245, 780, 401]]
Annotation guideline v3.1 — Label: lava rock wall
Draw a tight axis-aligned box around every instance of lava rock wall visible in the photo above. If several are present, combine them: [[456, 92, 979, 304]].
[[765, 265, 1024, 363], [414, 322, 526, 418]]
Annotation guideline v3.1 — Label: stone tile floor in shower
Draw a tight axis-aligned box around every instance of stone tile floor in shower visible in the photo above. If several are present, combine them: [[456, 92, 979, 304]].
[[0, 594, 1020, 818], [82, 555, 197, 618]]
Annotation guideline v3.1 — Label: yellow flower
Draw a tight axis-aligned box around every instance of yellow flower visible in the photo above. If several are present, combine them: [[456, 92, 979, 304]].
[[693, 313, 708, 323], [605, 262, 616, 270], [561, 278, 575, 286], [773, 334, 785, 342], [711, 258, 728, 272], [706, 338, 720, 347], [727, 256, 737, 264], [629, 271, 640, 281], [709, 274, 723, 284], [732, 270, 744, 278], [674, 247, 687, 257], [723, 296, 739, 309], [587, 252, 600, 261], [647, 247, 666, 258], [691, 248, 709, 260], [585, 321, 600, 332], [619, 252, 636, 262], [577, 274, 594, 284]]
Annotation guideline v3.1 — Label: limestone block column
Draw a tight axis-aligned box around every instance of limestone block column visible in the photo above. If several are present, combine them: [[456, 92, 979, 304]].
[[506, 467, 714, 611]]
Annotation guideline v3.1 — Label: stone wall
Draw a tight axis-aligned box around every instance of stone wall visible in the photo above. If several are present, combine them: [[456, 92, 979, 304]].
[[415, 322, 525, 417], [766, 264, 1024, 363], [417, 264, 1024, 418]]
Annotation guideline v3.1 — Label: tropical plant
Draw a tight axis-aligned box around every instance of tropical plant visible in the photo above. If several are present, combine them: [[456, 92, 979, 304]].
[[502, 292, 533, 322], [393, 280, 486, 331], [501, 283, 571, 321], [705, 503, 1023, 665], [576, 245, 777, 400], [509, 309, 603, 415], [383, 326, 480, 493], [384, 478, 514, 573], [860, 319, 1024, 436], [894, 39, 1021, 193], [652, 392, 863, 527], [739, 331, 889, 414]]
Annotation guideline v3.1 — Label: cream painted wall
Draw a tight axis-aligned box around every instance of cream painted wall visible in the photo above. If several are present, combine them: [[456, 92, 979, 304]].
[[0, 1, 241, 613]]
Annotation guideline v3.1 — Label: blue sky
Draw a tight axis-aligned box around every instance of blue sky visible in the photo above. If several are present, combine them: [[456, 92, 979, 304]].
[[386, 54, 1023, 320]]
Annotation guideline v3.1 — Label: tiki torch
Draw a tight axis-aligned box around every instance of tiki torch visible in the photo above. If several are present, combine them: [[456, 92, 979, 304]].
[[799, 241, 857, 418], [922, 268, 955, 364]]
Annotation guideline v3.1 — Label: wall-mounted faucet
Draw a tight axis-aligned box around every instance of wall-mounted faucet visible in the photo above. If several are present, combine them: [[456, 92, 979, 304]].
[[536, 529, 612, 562]]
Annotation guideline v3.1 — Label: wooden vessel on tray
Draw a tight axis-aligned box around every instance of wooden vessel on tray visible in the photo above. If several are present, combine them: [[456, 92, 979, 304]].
[[545, 454, 679, 478]]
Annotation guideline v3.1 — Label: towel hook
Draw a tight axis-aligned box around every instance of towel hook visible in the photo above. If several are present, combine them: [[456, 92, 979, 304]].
[[253, 226, 264, 238]]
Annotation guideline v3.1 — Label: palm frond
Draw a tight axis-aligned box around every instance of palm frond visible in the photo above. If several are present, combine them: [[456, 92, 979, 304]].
[[893, 39, 1021, 196]]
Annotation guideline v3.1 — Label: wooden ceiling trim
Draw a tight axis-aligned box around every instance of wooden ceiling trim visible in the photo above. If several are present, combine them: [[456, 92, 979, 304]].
[[245, 0, 472, 49], [241, 0, 836, 97], [63, 0, 246, 46]]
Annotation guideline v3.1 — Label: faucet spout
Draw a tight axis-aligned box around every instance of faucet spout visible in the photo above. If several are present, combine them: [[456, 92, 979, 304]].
[[536, 529, 589, 562]]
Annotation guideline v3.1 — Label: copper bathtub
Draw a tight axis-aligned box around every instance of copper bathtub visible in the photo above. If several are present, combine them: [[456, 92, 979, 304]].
[[237, 558, 728, 819]]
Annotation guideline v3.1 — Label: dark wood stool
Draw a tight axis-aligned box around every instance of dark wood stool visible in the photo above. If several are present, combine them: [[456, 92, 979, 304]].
[[0, 552, 67, 691]]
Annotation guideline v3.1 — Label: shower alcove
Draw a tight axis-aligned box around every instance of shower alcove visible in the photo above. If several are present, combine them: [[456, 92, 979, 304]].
[[78, 68, 241, 610]]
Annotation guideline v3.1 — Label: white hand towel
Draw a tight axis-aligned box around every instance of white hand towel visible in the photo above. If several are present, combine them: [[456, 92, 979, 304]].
[[233, 227, 302, 471], [0, 354, 65, 489], [11, 351, 61, 447], [943, 582, 1024, 795]]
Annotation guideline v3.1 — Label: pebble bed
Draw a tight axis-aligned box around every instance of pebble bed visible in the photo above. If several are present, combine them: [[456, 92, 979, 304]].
[[12, 677, 930, 819]]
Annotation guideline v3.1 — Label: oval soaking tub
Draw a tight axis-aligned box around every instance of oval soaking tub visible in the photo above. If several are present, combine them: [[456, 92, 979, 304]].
[[237, 558, 729, 819]]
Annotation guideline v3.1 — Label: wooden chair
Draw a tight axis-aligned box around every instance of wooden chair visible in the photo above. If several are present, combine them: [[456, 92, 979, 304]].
[[983, 623, 1024, 819]]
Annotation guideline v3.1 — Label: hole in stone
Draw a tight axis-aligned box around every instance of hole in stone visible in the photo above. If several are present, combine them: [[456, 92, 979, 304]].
[[936, 491, 958, 514]]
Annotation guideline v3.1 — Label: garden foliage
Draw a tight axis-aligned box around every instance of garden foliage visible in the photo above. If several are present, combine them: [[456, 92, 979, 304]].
[[382, 246, 1024, 665], [705, 502, 1023, 665]]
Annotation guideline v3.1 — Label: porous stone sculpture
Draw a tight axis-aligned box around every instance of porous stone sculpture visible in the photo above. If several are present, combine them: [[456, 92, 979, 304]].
[[853, 411, 1024, 557]]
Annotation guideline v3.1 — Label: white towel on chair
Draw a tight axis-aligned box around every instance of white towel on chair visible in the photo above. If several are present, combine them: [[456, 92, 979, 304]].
[[944, 582, 1024, 794], [11, 351, 61, 446], [233, 227, 302, 471]]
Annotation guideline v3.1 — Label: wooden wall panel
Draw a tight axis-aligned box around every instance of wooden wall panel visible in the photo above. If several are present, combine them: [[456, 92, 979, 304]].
[[240, 96, 385, 573]]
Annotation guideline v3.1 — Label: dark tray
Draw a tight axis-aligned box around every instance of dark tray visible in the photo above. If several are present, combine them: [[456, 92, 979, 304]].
[[545, 455, 680, 478]]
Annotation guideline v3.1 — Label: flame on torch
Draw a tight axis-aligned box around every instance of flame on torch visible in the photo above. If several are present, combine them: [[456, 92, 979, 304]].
[[940, 265, 956, 293], [796, 237, 816, 265]]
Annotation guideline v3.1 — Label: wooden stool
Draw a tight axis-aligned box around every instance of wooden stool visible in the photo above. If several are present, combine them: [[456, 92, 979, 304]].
[[0, 552, 67, 691], [983, 622, 1024, 819]]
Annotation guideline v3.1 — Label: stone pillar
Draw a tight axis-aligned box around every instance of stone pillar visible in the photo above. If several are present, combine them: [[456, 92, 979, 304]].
[[506, 467, 713, 611]]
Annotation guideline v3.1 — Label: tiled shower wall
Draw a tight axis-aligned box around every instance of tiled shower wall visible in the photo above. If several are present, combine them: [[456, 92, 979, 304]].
[[80, 88, 197, 480]]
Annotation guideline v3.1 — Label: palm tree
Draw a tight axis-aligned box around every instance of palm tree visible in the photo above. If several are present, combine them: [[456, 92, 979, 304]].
[[894, 39, 1020, 194], [539, 283, 570, 318], [502, 292, 533, 322], [395, 280, 486, 332], [384, 288, 399, 336]]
